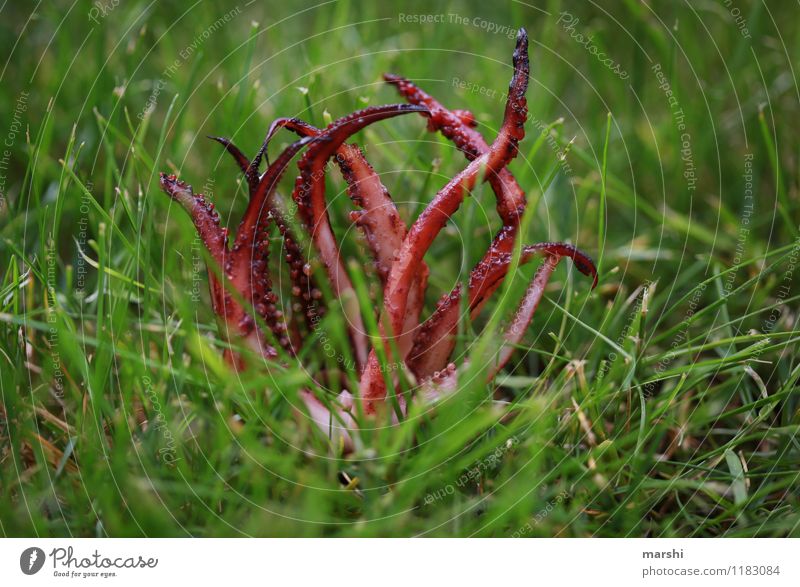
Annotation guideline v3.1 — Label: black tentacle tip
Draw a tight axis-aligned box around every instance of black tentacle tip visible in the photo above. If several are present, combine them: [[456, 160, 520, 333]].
[[353, 103, 430, 121], [509, 27, 530, 94], [405, 103, 431, 118], [580, 259, 599, 290], [572, 253, 599, 290], [257, 117, 318, 170], [207, 135, 238, 150], [533, 241, 599, 290], [563, 245, 599, 290], [515, 27, 529, 57]]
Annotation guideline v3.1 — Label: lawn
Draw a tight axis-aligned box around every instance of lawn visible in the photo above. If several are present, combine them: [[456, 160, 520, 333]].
[[1, 0, 798, 537]]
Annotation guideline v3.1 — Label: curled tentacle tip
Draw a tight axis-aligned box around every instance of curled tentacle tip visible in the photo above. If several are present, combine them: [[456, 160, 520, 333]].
[[570, 249, 599, 289], [584, 260, 599, 289], [580, 262, 599, 290], [568, 248, 599, 290], [410, 104, 431, 118], [266, 116, 315, 144], [207, 135, 235, 148], [527, 241, 598, 290]]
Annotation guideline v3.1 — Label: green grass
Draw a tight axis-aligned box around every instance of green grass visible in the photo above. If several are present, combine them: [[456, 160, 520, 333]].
[[1, 0, 799, 537]]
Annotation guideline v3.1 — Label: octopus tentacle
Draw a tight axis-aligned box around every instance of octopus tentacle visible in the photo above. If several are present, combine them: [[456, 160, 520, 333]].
[[383, 28, 536, 387], [488, 254, 558, 380], [212, 137, 315, 353], [490, 28, 530, 172], [291, 104, 428, 371], [417, 249, 595, 401], [336, 144, 429, 350], [274, 203, 323, 334], [159, 173, 227, 266], [159, 173, 277, 362], [383, 74, 526, 226], [201, 141, 352, 443], [208, 136, 253, 186], [408, 241, 597, 379], [265, 118, 430, 353], [159, 173, 228, 316], [263, 120, 407, 277], [337, 144, 404, 281], [212, 136, 322, 345], [263, 118, 410, 279], [267, 116, 406, 284], [379, 82, 526, 306], [231, 137, 313, 267], [359, 29, 530, 413], [161, 27, 597, 445], [233, 138, 315, 353]]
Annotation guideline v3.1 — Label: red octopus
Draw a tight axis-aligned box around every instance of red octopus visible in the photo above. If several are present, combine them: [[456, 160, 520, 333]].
[[160, 29, 597, 451]]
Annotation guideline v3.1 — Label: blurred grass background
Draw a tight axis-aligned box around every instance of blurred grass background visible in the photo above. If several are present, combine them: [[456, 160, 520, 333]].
[[1, 0, 799, 537]]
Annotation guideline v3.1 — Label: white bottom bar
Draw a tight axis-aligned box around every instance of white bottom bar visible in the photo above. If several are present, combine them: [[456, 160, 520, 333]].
[[1, 538, 797, 585]]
